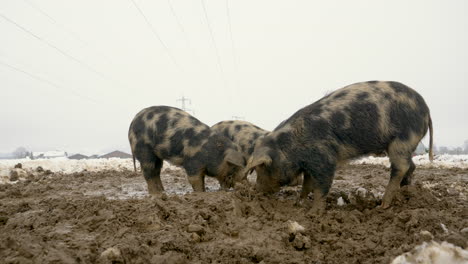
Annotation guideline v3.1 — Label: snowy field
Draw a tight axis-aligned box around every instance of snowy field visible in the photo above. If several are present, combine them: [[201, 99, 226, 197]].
[[351, 154, 468, 169], [0, 157, 178, 184], [0, 154, 467, 185], [1, 154, 467, 174], [0, 154, 468, 184]]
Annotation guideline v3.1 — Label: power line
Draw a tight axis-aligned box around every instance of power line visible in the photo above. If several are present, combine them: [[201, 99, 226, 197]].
[[130, 0, 182, 71], [0, 12, 108, 80], [167, 0, 198, 63], [0, 58, 98, 104], [22, 0, 114, 65], [226, 0, 240, 89], [232, 116, 244, 120], [200, 0, 227, 87]]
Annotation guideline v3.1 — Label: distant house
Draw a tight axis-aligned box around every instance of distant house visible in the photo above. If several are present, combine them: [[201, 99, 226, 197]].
[[32, 151, 67, 159], [99, 151, 132, 159], [68, 154, 89, 160]]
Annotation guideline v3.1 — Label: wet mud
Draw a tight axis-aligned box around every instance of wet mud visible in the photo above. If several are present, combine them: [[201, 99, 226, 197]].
[[0, 164, 467, 263]]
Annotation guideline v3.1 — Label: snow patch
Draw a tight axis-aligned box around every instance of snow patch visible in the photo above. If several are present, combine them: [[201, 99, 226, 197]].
[[391, 241, 468, 264], [352, 154, 468, 169], [0, 158, 179, 184], [337, 197, 345, 206]]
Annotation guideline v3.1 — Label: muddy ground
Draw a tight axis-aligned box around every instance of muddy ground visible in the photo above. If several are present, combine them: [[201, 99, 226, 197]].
[[0, 164, 467, 264]]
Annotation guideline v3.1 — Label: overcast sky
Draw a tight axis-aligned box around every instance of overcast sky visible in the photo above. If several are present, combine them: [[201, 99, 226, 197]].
[[1, 0, 467, 155]]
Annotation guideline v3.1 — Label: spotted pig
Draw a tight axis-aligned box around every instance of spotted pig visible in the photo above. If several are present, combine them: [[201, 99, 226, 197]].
[[128, 106, 246, 193], [211, 120, 268, 157], [245, 81, 433, 213], [211, 120, 303, 186]]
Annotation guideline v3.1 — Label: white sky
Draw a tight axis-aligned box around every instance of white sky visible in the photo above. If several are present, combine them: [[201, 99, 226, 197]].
[[1, 0, 467, 155]]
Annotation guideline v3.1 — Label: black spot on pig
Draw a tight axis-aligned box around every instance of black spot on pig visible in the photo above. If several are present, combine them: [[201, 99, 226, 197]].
[[305, 102, 324, 116], [235, 125, 242, 131], [357, 92, 369, 100], [184, 128, 195, 138], [389, 103, 425, 141], [277, 132, 293, 149], [156, 105, 173, 114], [132, 116, 145, 136], [338, 102, 383, 153], [303, 118, 330, 140], [156, 114, 169, 135], [389, 81, 417, 100], [334, 91, 348, 99], [188, 116, 200, 126], [383, 92, 392, 100], [134, 141, 155, 162], [189, 129, 210, 146], [223, 128, 232, 140], [168, 131, 184, 156], [247, 145, 255, 155], [147, 112, 154, 120], [330, 111, 346, 130], [169, 118, 179, 127], [252, 132, 260, 140], [310, 107, 323, 115], [146, 127, 155, 142]]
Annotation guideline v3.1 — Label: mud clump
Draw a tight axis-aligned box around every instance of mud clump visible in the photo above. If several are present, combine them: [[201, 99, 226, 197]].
[[0, 164, 466, 263], [36, 166, 44, 173]]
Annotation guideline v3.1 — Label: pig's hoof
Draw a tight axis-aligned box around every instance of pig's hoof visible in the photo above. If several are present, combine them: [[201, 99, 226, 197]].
[[380, 202, 391, 209]]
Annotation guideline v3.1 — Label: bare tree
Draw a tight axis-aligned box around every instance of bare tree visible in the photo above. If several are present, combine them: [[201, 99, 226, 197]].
[[12, 147, 29, 159], [438, 146, 449, 154], [451, 147, 463, 155]]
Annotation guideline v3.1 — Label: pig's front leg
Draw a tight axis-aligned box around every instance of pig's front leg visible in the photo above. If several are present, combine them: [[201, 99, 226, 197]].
[[188, 173, 205, 192]]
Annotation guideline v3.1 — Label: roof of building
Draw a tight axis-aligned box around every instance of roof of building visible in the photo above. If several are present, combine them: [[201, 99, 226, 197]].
[[99, 151, 132, 159], [68, 154, 89, 160]]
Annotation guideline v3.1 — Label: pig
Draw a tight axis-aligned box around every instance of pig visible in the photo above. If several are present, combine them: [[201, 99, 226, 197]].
[[211, 120, 303, 186], [128, 106, 246, 193], [245, 81, 433, 213], [211, 120, 268, 157]]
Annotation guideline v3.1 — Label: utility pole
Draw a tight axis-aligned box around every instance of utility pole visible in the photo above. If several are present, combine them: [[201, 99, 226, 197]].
[[177, 96, 195, 115], [232, 116, 245, 120]]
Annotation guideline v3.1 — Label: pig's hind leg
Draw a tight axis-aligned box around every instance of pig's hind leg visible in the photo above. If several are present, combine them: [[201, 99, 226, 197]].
[[141, 158, 164, 194], [382, 141, 413, 208], [135, 143, 164, 194], [400, 160, 416, 187], [302, 163, 335, 215], [295, 172, 313, 207]]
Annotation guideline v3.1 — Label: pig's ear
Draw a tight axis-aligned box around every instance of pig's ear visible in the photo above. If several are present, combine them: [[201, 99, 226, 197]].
[[244, 151, 272, 176], [225, 149, 245, 168]]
